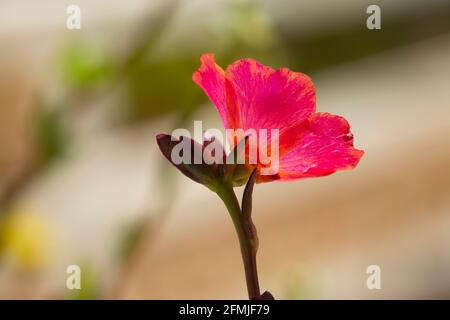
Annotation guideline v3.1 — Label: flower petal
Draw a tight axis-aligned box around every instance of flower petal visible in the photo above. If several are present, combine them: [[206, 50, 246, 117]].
[[276, 112, 364, 180], [192, 54, 230, 127], [225, 58, 316, 147]]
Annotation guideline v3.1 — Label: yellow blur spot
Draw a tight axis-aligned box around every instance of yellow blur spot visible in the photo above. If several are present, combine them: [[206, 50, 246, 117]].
[[0, 207, 55, 271]]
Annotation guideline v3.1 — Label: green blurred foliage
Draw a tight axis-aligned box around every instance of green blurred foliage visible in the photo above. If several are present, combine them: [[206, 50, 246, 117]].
[[121, 0, 277, 123], [125, 57, 205, 121], [33, 105, 69, 168], [115, 218, 148, 264], [225, 0, 277, 50], [55, 0, 280, 124], [59, 43, 115, 91]]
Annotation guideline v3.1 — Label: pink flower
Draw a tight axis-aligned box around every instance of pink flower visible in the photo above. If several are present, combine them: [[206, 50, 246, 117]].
[[193, 53, 364, 182]]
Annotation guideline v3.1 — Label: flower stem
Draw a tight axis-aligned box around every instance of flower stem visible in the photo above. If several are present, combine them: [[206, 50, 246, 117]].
[[216, 183, 261, 300]]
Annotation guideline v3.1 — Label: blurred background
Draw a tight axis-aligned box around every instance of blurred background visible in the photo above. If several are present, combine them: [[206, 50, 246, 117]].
[[0, 0, 449, 299]]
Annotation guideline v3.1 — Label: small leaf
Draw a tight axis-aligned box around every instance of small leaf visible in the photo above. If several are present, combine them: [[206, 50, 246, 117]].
[[156, 134, 218, 189], [224, 136, 253, 186], [242, 168, 257, 218]]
